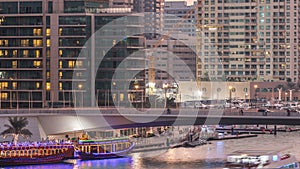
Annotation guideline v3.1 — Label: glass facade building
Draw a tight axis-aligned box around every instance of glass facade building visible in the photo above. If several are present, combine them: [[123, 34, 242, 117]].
[[0, 0, 145, 108]]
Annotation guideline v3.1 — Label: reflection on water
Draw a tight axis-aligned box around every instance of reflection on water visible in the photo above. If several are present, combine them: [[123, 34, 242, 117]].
[[3, 131, 300, 169]]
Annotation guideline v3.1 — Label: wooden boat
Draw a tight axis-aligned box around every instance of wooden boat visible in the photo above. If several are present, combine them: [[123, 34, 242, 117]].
[[0, 143, 74, 166], [75, 137, 135, 160]]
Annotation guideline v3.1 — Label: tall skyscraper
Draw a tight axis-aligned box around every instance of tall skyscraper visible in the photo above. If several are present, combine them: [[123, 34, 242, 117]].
[[197, 0, 300, 83], [0, 0, 145, 108], [133, 0, 165, 38], [164, 0, 196, 37]]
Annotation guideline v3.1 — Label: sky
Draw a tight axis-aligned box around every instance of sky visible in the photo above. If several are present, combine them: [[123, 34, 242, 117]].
[[165, 0, 195, 6]]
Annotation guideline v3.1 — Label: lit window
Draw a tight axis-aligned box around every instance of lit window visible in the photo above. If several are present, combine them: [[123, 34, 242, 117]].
[[76, 61, 82, 67], [33, 39, 42, 47], [13, 50, 17, 57], [33, 61, 41, 68], [46, 39, 50, 47], [59, 61, 62, 68], [12, 61, 17, 68], [78, 84, 83, 89], [120, 93, 124, 101], [46, 28, 51, 36], [33, 28, 42, 36], [59, 71, 63, 79], [12, 82, 17, 90], [0, 50, 3, 56], [59, 82, 62, 90], [46, 82, 51, 90], [21, 39, 29, 46], [46, 72, 50, 79], [0, 82, 8, 89], [59, 50, 63, 57], [36, 82, 40, 89], [68, 61, 75, 68], [35, 50, 40, 58], [59, 28, 62, 36], [76, 72, 82, 77], [0, 40, 8, 46], [1, 93, 7, 100], [23, 50, 29, 57]]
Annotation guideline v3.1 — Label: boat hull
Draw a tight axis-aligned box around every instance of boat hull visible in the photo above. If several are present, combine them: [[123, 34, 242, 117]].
[[0, 148, 73, 167], [77, 151, 125, 160]]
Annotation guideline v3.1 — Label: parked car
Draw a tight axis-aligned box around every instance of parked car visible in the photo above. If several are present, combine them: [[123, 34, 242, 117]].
[[257, 108, 271, 116]]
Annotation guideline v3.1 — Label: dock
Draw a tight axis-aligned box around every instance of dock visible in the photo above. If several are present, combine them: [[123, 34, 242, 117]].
[[208, 133, 258, 141]]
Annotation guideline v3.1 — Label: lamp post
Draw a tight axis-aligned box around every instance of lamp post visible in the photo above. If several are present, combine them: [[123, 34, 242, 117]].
[[245, 93, 248, 103], [228, 86, 232, 111], [285, 92, 288, 101], [163, 83, 169, 108], [254, 84, 258, 108], [134, 83, 139, 108]]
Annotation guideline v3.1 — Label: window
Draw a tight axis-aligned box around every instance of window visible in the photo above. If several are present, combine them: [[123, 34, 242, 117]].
[[0, 82, 8, 89], [21, 39, 29, 46], [1, 93, 7, 100], [36, 82, 40, 89], [23, 50, 29, 57], [12, 61, 17, 68], [46, 28, 51, 36], [46, 39, 50, 47], [68, 61, 75, 68], [59, 72, 63, 79], [33, 28, 42, 36], [35, 50, 40, 58], [46, 72, 50, 79], [33, 39, 42, 47], [12, 82, 17, 90], [34, 61, 41, 67], [46, 82, 51, 90]]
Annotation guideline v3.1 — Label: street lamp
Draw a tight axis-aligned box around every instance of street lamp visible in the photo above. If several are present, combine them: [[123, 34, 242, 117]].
[[245, 93, 248, 103], [254, 84, 258, 108], [134, 83, 139, 108], [228, 86, 232, 111], [163, 83, 169, 108], [285, 92, 288, 101]]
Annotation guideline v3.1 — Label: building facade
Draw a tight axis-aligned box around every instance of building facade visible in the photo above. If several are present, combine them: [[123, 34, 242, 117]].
[[197, 0, 300, 83], [164, 0, 196, 37], [0, 0, 146, 108], [133, 0, 165, 38]]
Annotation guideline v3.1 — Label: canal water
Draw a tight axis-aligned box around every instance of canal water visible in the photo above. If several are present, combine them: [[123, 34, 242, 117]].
[[4, 130, 300, 169]]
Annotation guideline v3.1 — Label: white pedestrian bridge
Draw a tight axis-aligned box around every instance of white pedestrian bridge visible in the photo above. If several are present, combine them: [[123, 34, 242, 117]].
[[0, 108, 299, 136]]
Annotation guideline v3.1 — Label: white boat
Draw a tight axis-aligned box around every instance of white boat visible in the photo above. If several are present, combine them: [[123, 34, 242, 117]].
[[224, 150, 299, 168]]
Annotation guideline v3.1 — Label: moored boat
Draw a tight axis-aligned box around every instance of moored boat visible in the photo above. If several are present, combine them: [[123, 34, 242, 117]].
[[224, 149, 299, 169], [0, 143, 74, 166], [75, 137, 135, 160]]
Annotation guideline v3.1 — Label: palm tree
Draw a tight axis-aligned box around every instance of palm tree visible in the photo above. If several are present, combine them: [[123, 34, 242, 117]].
[[1, 117, 32, 145]]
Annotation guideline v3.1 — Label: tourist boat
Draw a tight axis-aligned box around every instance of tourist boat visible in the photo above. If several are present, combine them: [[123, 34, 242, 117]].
[[224, 150, 299, 168], [75, 137, 135, 160], [0, 143, 74, 166]]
